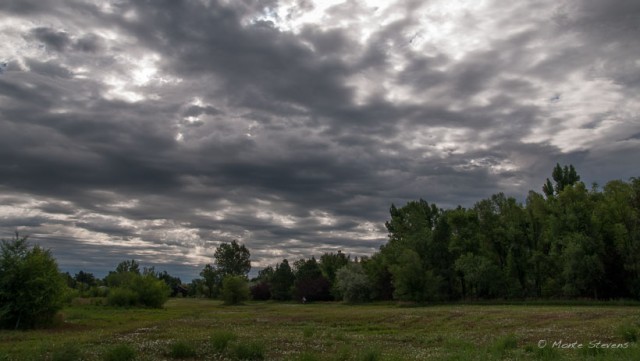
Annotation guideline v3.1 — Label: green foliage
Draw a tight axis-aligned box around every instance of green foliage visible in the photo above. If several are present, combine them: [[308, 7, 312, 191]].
[[372, 164, 640, 301], [104, 270, 138, 288], [319, 251, 349, 286], [617, 323, 639, 342], [230, 340, 265, 360], [102, 344, 137, 361], [115, 259, 140, 274], [490, 334, 518, 354], [0, 233, 66, 329], [335, 263, 372, 303], [255, 266, 274, 283], [454, 253, 503, 299], [157, 270, 182, 291], [271, 259, 295, 300], [214, 240, 251, 277], [133, 274, 170, 308], [211, 330, 237, 353], [107, 288, 139, 307], [200, 264, 222, 298], [544, 163, 581, 197], [361, 253, 394, 300], [105, 266, 170, 308], [390, 249, 441, 302], [167, 340, 197, 359], [293, 257, 332, 301], [222, 275, 250, 305]]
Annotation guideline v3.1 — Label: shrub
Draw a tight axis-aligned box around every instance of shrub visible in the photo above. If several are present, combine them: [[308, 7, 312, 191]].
[[211, 330, 237, 353], [0, 233, 66, 329], [133, 274, 170, 308], [222, 276, 250, 305], [335, 263, 372, 303], [250, 281, 271, 300], [167, 340, 197, 359], [106, 275, 169, 308], [490, 334, 518, 354], [617, 323, 638, 342], [107, 288, 138, 307], [231, 341, 265, 360], [103, 344, 136, 361]]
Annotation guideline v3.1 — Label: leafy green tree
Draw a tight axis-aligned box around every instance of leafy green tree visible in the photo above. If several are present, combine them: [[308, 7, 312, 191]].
[[293, 257, 332, 301], [157, 270, 182, 290], [270, 259, 295, 300], [250, 266, 274, 301], [543, 163, 581, 197], [74, 270, 97, 287], [561, 233, 604, 298], [62, 271, 75, 288], [188, 278, 206, 297], [255, 266, 274, 282], [335, 263, 372, 303], [593, 179, 639, 298], [116, 259, 140, 274], [319, 251, 349, 289], [0, 233, 66, 329], [222, 275, 250, 305], [214, 240, 251, 277], [361, 253, 394, 300], [524, 190, 555, 297], [454, 253, 503, 299], [390, 249, 441, 302], [200, 264, 222, 298]]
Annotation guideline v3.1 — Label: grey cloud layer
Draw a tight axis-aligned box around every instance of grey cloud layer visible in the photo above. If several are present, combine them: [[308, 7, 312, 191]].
[[1, 0, 638, 278]]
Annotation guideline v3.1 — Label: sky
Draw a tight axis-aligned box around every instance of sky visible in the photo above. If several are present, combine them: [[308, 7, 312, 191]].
[[1, 0, 639, 281]]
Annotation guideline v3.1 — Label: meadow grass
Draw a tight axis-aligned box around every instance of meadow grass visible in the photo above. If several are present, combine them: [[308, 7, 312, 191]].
[[0, 298, 638, 360]]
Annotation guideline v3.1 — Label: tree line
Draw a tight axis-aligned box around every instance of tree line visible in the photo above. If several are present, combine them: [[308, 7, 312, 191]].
[[2, 164, 639, 329], [246, 164, 640, 303]]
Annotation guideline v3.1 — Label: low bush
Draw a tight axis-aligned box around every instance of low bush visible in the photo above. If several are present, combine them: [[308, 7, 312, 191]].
[[107, 288, 138, 307], [133, 274, 170, 308], [211, 330, 237, 353], [231, 341, 265, 360], [167, 340, 197, 359], [490, 334, 518, 354], [106, 275, 169, 308], [617, 323, 638, 342]]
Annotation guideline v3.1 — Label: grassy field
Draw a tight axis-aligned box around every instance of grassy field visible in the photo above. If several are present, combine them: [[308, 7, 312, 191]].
[[0, 299, 639, 360]]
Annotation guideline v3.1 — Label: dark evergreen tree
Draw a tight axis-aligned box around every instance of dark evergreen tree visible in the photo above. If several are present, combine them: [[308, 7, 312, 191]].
[[270, 259, 295, 300]]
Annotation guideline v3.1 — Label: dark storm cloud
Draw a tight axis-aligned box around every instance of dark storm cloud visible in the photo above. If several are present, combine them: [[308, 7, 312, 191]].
[[73, 33, 104, 53], [1, 0, 638, 277], [25, 59, 73, 78], [30, 27, 72, 52]]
